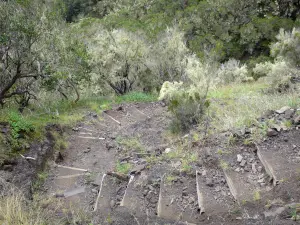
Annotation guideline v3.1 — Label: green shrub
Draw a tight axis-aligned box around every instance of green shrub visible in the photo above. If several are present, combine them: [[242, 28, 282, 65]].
[[159, 55, 211, 133], [8, 112, 34, 139]]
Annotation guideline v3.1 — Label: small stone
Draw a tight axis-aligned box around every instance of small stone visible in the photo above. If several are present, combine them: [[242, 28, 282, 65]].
[[236, 217, 243, 220], [182, 191, 188, 196], [164, 148, 172, 153], [188, 197, 195, 204], [84, 148, 91, 153], [130, 164, 146, 174], [147, 192, 158, 204], [252, 163, 257, 173], [206, 178, 214, 187], [202, 170, 207, 176], [72, 127, 79, 131], [143, 190, 149, 196], [293, 144, 297, 149], [293, 115, 300, 125], [267, 128, 278, 137], [234, 168, 240, 172], [110, 200, 116, 208], [92, 189, 98, 194], [240, 160, 247, 167], [260, 182, 266, 187], [248, 158, 254, 163], [258, 178, 265, 183], [258, 174, 264, 179], [257, 166, 263, 173], [237, 154, 243, 162], [284, 109, 294, 119], [106, 142, 115, 151], [244, 166, 251, 172], [173, 161, 182, 168]]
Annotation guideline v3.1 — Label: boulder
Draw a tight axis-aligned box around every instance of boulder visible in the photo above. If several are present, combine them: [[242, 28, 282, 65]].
[[275, 106, 291, 114], [267, 128, 278, 137]]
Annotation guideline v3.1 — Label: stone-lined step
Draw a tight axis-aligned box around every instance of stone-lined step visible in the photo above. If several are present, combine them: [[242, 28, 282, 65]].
[[94, 174, 127, 217], [256, 131, 300, 186], [157, 174, 199, 224], [196, 168, 235, 216], [121, 173, 160, 219]]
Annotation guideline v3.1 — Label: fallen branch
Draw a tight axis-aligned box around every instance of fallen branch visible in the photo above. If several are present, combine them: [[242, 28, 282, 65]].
[[103, 111, 121, 125], [106, 171, 129, 181], [20, 154, 36, 161]]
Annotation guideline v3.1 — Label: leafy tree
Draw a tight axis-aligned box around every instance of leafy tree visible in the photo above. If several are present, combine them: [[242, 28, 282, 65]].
[[0, 0, 89, 110], [86, 27, 149, 95]]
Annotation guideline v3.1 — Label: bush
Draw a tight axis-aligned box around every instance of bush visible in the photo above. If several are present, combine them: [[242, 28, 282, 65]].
[[266, 60, 299, 92], [216, 59, 252, 85], [8, 112, 34, 139], [271, 28, 300, 66], [253, 61, 273, 79], [159, 55, 211, 133]]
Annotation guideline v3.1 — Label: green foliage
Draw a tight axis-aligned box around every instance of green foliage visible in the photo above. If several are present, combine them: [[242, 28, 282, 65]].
[[159, 55, 212, 133], [118, 137, 145, 153], [115, 92, 157, 104], [115, 161, 132, 174], [271, 28, 300, 66], [8, 112, 34, 139]]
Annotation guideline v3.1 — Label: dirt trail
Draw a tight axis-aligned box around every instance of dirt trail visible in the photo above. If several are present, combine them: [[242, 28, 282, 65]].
[[41, 102, 300, 225]]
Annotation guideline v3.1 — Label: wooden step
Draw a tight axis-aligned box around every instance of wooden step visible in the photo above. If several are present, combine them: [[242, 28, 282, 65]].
[[103, 109, 128, 126]]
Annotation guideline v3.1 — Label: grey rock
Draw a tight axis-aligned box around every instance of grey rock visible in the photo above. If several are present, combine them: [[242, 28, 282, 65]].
[[164, 148, 172, 153], [3, 165, 13, 172], [244, 165, 251, 172], [130, 164, 146, 174], [202, 170, 207, 176], [110, 200, 116, 208], [284, 109, 294, 119], [257, 166, 263, 173], [240, 160, 247, 167], [92, 189, 98, 194], [143, 189, 149, 196], [182, 191, 188, 196], [252, 163, 257, 173], [234, 168, 240, 172], [267, 128, 278, 137], [146, 191, 157, 204], [293, 115, 300, 125], [84, 148, 91, 153], [237, 154, 243, 162], [276, 106, 291, 114], [206, 178, 214, 187], [106, 142, 115, 151], [264, 207, 285, 218], [260, 182, 266, 187], [173, 161, 182, 168], [258, 178, 265, 183], [72, 127, 79, 132]]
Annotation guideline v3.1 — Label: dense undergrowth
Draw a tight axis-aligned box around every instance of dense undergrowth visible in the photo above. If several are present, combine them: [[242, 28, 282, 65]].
[[0, 92, 157, 163]]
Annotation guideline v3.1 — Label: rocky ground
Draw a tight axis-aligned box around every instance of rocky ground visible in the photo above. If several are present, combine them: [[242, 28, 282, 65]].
[[1, 103, 300, 224]]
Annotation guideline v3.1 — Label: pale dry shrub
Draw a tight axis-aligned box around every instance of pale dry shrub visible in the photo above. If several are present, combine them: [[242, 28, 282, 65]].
[[216, 59, 252, 85]]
